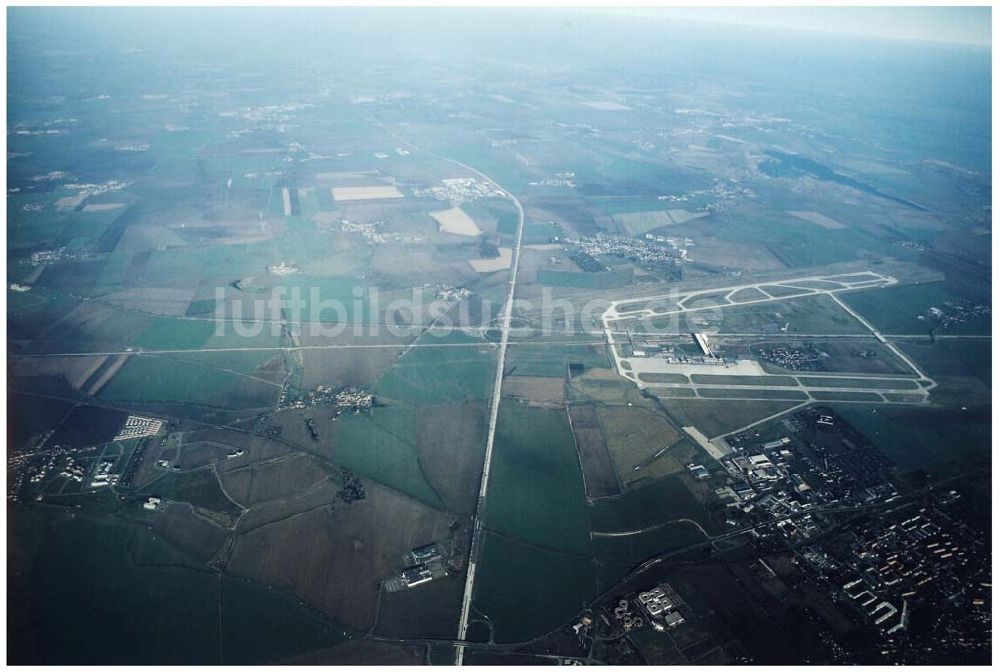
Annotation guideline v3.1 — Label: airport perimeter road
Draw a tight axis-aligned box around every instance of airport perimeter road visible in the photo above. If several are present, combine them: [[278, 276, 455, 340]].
[[603, 271, 898, 322], [827, 292, 936, 391]]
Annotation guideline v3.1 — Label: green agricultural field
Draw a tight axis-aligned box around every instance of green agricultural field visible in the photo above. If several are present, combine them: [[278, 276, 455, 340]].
[[612, 209, 674, 235], [92, 249, 129, 294], [148, 128, 215, 178], [9, 511, 221, 664], [591, 520, 708, 564], [471, 531, 596, 643], [841, 282, 991, 335], [185, 299, 218, 316], [157, 327, 286, 375], [35, 258, 117, 296], [9, 508, 349, 665], [897, 338, 991, 389], [484, 402, 591, 553], [374, 332, 495, 405], [140, 246, 210, 289], [135, 316, 216, 350], [678, 211, 899, 267], [597, 195, 675, 217], [160, 349, 281, 376], [197, 151, 290, 186], [8, 286, 79, 338], [432, 141, 533, 193], [272, 275, 370, 324], [490, 208, 518, 236], [627, 628, 690, 665], [272, 232, 370, 276], [221, 577, 350, 664], [590, 157, 714, 198], [200, 240, 276, 278], [521, 220, 562, 244], [535, 269, 630, 289], [569, 374, 652, 406], [295, 189, 324, 219], [141, 468, 244, 518], [505, 342, 609, 378], [98, 355, 278, 409], [596, 405, 692, 487], [656, 398, 803, 437], [204, 327, 284, 350], [281, 215, 315, 236], [332, 406, 444, 509], [588, 474, 720, 535], [7, 393, 77, 448], [837, 405, 990, 478], [11, 206, 120, 253], [712, 294, 868, 335]]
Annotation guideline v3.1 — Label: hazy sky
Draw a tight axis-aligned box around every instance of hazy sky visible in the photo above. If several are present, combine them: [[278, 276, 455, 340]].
[[623, 6, 991, 47]]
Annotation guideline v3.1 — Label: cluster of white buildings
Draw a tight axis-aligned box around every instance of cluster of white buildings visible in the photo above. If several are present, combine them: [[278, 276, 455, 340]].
[[114, 415, 163, 441], [62, 179, 131, 197], [339, 219, 385, 244], [89, 459, 119, 488], [435, 284, 471, 301], [30, 248, 68, 265], [267, 261, 301, 276], [637, 585, 686, 629], [413, 177, 504, 204]]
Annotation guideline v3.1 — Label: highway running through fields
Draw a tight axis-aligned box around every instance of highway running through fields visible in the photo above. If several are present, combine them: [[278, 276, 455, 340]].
[[438, 161, 526, 666]]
